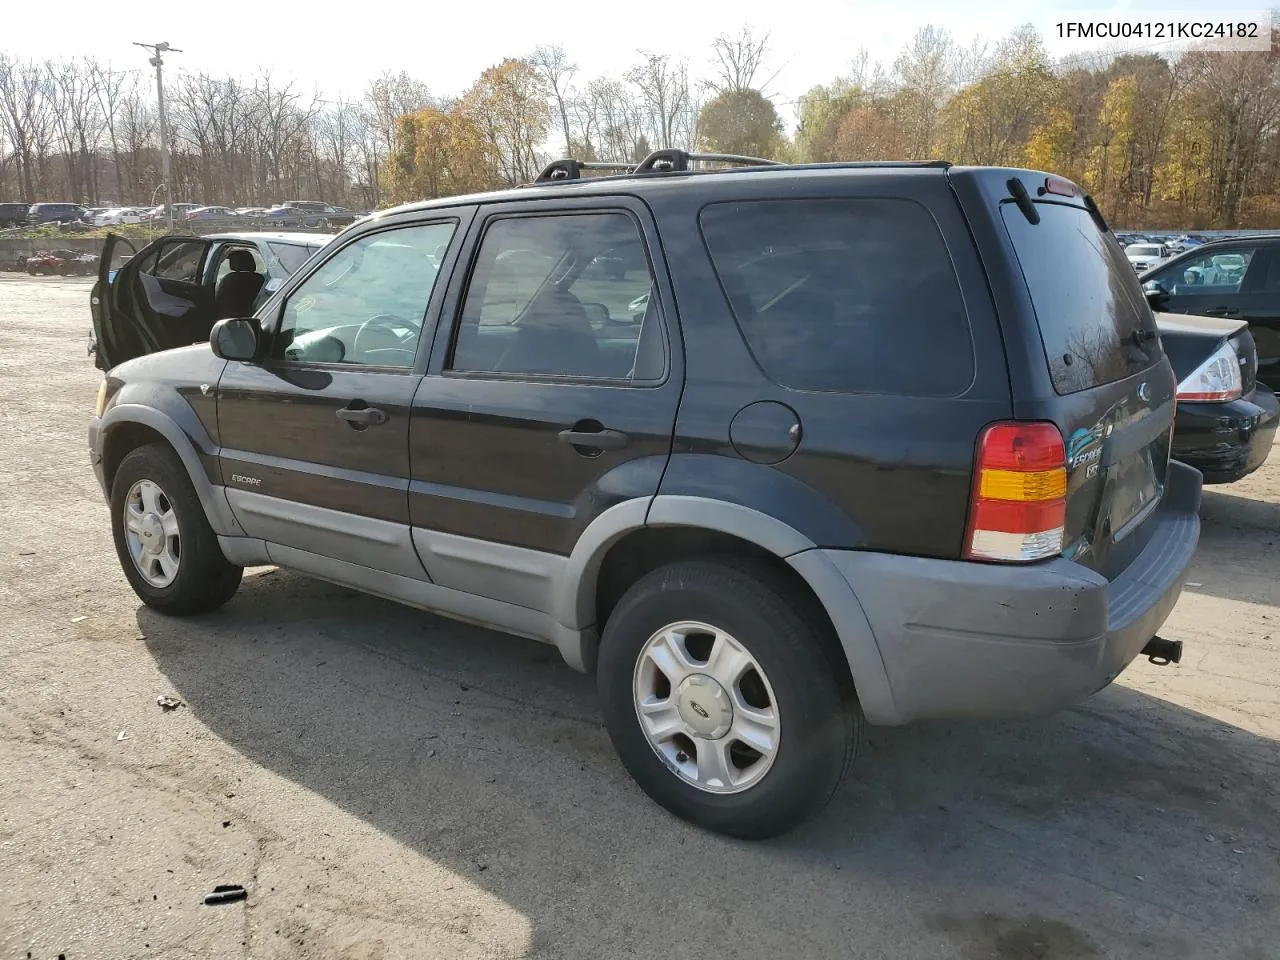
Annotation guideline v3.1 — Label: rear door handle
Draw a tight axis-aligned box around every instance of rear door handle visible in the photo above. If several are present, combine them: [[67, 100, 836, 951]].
[[337, 404, 388, 428], [1203, 307, 1241, 317], [558, 425, 629, 451]]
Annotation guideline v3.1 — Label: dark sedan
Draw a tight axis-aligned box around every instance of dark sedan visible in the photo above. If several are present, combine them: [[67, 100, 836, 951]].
[[1141, 235, 1280, 392], [1156, 310, 1278, 483]]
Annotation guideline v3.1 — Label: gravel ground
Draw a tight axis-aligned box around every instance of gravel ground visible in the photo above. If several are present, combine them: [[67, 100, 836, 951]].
[[1, 274, 1278, 960]]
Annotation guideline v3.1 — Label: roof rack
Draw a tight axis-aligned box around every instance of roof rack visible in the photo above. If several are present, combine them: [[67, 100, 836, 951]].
[[532, 159, 637, 184], [632, 149, 782, 173]]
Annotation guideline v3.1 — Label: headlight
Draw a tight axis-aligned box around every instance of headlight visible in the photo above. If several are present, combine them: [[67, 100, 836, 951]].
[[94, 379, 108, 417], [1176, 340, 1242, 402]]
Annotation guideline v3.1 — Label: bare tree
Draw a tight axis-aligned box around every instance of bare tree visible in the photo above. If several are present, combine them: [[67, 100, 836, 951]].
[[0, 55, 48, 199], [47, 59, 105, 201], [530, 44, 578, 158], [90, 60, 129, 202], [627, 52, 692, 150], [709, 27, 779, 96]]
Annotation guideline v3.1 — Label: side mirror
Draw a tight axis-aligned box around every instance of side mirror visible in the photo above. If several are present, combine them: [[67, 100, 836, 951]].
[[210, 317, 261, 361], [1142, 280, 1167, 303]]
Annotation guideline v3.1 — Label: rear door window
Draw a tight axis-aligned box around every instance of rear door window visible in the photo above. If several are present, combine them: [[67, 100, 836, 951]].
[[152, 239, 209, 283], [1001, 202, 1160, 394], [699, 198, 974, 397]]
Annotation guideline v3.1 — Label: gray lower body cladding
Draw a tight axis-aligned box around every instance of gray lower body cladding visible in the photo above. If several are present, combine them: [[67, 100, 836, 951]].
[[808, 460, 1202, 724]]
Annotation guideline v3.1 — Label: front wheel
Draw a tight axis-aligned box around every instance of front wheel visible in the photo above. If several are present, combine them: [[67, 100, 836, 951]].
[[597, 558, 862, 839], [110, 443, 243, 614]]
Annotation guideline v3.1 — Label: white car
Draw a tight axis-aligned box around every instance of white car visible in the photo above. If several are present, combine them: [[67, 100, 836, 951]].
[[1125, 243, 1170, 273], [98, 207, 145, 225]]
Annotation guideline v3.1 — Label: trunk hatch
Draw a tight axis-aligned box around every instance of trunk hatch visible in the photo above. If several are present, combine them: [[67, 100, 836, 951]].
[[995, 182, 1175, 577]]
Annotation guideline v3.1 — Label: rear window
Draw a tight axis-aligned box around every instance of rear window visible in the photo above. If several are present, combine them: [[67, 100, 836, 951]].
[[699, 198, 974, 396], [1002, 201, 1160, 394]]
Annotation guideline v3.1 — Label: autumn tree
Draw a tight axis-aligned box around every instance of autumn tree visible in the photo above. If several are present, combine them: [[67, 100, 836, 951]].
[[388, 105, 497, 202], [699, 89, 783, 157], [463, 58, 549, 186]]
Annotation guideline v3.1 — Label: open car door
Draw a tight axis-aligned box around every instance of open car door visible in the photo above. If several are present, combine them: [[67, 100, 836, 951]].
[[91, 232, 216, 371]]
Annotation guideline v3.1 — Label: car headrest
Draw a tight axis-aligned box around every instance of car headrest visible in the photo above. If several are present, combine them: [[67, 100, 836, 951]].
[[228, 249, 257, 272]]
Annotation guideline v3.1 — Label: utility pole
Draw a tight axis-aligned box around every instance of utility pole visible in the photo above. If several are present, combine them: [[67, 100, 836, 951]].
[[133, 41, 181, 232]]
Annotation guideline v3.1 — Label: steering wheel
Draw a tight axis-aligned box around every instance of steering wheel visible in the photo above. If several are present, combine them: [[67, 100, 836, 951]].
[[353, 314, 419, 359]]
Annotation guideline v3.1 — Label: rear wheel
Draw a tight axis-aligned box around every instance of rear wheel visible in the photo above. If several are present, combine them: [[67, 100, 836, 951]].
[[110, 443, 242, 614], [597, 558, 862, 839]]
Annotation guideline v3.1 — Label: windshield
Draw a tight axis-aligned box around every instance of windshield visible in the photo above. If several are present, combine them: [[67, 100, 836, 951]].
[[268, 242, 316, 275], [1002, 201, 1161, 395]]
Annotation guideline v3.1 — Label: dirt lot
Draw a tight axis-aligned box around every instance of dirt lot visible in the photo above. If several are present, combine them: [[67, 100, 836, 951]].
[[1, 273, 1278, 960]]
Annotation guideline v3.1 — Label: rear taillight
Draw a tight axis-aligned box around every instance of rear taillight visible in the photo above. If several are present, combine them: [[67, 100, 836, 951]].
[[1176, 340, 1242, 402], [965, 422, 1067, 563]]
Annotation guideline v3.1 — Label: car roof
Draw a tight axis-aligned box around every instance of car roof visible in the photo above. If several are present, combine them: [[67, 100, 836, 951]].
[[204, 231, 333, 244], [368, 161, 952, 221]]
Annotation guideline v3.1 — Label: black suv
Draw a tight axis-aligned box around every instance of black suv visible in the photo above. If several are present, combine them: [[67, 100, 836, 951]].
[[28, 202, 88, 225], [0, 201, 29, 227], [88, 152, 1201, 838]]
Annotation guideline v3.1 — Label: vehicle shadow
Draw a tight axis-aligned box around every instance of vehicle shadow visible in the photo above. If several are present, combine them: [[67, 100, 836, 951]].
[[1200, 488, 1280, 535], [140, 569, 1280, 959], [1180, 490, 1280, 608]]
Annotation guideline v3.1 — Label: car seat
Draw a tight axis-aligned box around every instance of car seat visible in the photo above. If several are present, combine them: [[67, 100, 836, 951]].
[[213, 249, 265, 319]]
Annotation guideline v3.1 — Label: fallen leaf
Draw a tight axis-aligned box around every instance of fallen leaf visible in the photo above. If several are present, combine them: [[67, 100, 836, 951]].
[[117, 731, 129, 741], [156, 696, 185, 711]]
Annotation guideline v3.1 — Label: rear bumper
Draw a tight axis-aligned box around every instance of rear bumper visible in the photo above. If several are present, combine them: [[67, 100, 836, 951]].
[[1172, 387, 1279, 483], [805, 460, 1202, 725]]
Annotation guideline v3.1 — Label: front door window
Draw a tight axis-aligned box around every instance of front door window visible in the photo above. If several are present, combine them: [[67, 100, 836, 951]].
[[274, 222, 457, 368]]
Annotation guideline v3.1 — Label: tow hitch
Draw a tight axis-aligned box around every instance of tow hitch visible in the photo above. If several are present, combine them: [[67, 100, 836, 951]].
[[1142, 636, 1183, 666]]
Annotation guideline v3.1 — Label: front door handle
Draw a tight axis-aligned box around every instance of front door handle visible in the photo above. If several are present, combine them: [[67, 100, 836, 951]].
[[558, 423, 629, 452], [1203, 307, 1241, 317], [337, 403, 388, 429]]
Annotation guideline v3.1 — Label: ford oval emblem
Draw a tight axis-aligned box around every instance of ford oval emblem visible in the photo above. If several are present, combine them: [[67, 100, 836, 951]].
[[1137, 382, 1151, 402]]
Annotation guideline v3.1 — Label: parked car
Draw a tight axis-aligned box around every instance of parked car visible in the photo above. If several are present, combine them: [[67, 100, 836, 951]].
[[141, 203, 202, 223], [0, 201, 29, 227], [235, 207, 269, 217], [1125, 242, 1170, 273], [1168, 233, 1210, 254], [97, 207, 146, 225], [28, 202, 87, 225], [263, 201, 364, 229], [1151, 310, 1279, 483], [183, 205, 240, 222], [89, 230, 332, 369], [26, 248, 97, 275], [1114, 232, 1151, 247], [1141, 235, 1280, 391], [87, 154, 1200, 839]]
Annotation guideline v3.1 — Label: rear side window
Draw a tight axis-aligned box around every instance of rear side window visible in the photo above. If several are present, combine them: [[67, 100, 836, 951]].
[[1002, 202, 1160, 394], [699, 198, 974, 396]]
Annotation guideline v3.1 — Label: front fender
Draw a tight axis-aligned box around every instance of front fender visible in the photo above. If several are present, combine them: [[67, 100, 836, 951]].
[[93, 400, 243, 538]]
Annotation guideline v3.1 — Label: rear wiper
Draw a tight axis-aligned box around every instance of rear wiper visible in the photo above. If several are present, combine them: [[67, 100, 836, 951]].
[[1006, 178, 1040, 225]]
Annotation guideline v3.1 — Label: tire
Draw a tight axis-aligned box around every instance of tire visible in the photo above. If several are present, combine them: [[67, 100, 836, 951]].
[[110, 443, 242, 615], [597, 557, 863, 839]]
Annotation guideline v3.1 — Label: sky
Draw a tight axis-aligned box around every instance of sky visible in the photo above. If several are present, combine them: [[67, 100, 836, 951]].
[[5, 0, 1260, 127]]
